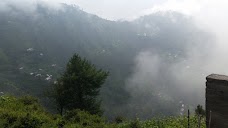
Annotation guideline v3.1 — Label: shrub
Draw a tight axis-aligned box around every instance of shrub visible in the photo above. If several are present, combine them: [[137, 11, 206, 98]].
[[64, 109, 106, 128], [115, 116, 126, 124], [129, 118, 141, 128]]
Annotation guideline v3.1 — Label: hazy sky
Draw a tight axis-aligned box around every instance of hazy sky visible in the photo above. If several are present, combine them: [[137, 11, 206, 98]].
[[62, 0, 199, 20], [65, 0, 166, 20], [54, 0, 225, 22], [0, 0, 203, 20]]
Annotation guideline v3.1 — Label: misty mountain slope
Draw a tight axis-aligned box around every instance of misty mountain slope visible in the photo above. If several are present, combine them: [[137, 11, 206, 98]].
[[0, 4, 213, 119]]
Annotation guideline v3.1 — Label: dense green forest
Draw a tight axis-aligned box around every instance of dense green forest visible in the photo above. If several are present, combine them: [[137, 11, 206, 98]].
[[0, 3, 213, 119]]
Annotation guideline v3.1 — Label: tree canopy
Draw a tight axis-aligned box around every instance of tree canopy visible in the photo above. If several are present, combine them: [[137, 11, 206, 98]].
[[50, 54, 108, 115]]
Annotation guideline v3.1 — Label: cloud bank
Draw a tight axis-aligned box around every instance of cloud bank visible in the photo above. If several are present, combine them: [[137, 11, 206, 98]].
[[124, 1, 228, 116]]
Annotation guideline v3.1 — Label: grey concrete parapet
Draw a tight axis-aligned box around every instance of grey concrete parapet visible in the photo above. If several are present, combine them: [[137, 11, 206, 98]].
[[206, 74, 228, 128]]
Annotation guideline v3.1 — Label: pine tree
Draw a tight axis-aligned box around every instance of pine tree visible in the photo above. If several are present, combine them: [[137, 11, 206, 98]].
[[50, 54, 108, 115]]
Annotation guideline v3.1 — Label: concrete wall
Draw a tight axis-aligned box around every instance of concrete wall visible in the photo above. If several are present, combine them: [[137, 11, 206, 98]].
[[206, 74, 228, 128]]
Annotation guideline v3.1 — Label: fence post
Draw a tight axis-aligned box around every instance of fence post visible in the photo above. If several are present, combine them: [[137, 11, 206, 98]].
[[188, 109, 190, 128], [209, 111, 212, 128]]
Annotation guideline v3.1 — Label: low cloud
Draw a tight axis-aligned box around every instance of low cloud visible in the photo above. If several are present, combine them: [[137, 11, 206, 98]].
[[126, 0, 228, 108], [0, 0, 64, 14]]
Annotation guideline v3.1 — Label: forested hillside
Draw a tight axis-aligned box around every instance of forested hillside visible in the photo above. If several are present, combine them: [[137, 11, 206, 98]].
[[0, 4, 213, 119]]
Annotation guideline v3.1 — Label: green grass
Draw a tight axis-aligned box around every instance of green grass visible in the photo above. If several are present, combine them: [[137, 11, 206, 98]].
[[116, 116, 205, 128]]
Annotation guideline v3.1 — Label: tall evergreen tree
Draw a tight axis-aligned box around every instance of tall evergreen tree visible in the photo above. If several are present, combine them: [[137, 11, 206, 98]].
[[50, 54, 108, 115]]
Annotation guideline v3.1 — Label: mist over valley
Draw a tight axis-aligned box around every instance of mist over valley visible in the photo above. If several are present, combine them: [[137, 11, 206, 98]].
[[0, 1, 227, 121]]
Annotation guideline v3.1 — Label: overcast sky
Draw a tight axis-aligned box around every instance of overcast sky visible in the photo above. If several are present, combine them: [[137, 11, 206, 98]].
[[61, 0, 199, 20], [66, 0, 166, 20], [0, 0, 203, 20], [50, 0, 225, 22]]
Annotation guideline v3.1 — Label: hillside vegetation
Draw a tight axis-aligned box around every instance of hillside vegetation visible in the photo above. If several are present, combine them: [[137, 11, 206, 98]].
[[0, 95, 205, 128]]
